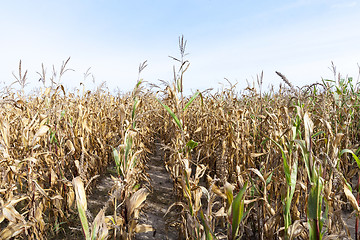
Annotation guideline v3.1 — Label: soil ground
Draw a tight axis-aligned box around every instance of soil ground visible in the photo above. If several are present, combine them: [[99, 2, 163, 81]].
[[53, 141, 180, 240], [134, 141, 180, 240]]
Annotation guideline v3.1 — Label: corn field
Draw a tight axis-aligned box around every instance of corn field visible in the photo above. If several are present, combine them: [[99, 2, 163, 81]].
[[1, 39, 360, 240]]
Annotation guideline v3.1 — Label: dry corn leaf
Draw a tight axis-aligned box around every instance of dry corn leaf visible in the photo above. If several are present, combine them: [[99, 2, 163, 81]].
[[92, 209, 108, 239], [250, 152, 267, 158], [134, 224, 154, 233], [214, 207, 226, 217], [194, 127, 202, 133], [73, 176, 87, 211], [33, 180, 50, 200], [344, 183, 360, 213], [50, 168, 58, 186], [0, 120, 10, 148], [0, 223, 28, 240], [288, 220, 305, 239], [43, 87, 51, 97], [126, 188, 149, 219], [67, 188, 75, 209], [248, 168, 265, 184], [304, 112, 313, 150], [193, 187, 203, 212], [35, 204, 45, 232], [31, 125, 50, 146], [244, 199, 258, 204], [2, 205, 24, 223], [65, 139, 75, 154], [212, 183, 226, 199], [0, 211, 4, 224], [264, 200, 275, 216]]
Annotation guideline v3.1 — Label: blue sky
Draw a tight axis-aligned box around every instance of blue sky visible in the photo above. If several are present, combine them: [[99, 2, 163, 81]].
[[1, 0, 360, 94]]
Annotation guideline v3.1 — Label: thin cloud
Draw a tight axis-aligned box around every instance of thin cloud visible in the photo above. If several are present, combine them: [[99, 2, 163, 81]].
[[331, 1, 357, 8]]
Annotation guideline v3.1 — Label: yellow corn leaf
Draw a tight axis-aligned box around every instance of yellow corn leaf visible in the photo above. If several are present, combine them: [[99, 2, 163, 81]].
[[105, 215, 125, 226]]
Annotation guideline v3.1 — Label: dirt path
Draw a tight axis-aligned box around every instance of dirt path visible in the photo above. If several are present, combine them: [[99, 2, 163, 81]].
[[135, 141, 180, 240], [55, 141, 179, 239]]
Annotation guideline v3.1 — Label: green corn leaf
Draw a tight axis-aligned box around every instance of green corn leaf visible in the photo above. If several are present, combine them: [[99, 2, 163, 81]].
[[183, 91, 200, 112], [308, 172, 323, 221], [73, 177, 90, 240], [308, 219, 317, 240], [312, 131, 324, 139], [199, 91, 204, 108], [340, 149, 360, 170], [112, 148, 123, 177], [308, 173, 324, 240], [124, 137, 132, 173], [112, 148, 120, 168], [91, 222, 98, 240], [177, 78, 182, 92], [308, 186, 318, 220], [265, 171, 273, 185], [132, 98, 138, 121], [224, 182, 234, 207], [135, 79, 142, 91], [200, 210, 216, 240], [285, 157, 298, 222], [268, 138, 290, 184], [295, 139, 311, 181], [156, 98, 183, 130], [231, 181, 247, 239], [78, 203, 90, 240], [186, 139, 198, 151]]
